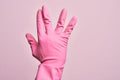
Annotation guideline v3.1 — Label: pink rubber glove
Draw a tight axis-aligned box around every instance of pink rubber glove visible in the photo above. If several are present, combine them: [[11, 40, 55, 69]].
[[26, 5, 77, 80]]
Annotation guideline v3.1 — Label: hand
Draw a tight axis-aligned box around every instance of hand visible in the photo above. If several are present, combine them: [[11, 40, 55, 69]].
[[25, 5, 77, 66]]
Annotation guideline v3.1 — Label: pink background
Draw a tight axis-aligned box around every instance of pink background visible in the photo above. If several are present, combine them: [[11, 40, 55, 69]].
[[0, 0, 120, 80]]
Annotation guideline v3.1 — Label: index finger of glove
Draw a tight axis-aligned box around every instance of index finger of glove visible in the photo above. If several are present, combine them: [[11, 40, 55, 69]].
[[37, 9, 45, 38]]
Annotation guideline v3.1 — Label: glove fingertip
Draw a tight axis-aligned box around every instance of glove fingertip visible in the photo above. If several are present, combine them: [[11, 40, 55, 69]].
[[70, 16, 78, 26], [25, 33, 32, 44], [25, 33, 31, 38]]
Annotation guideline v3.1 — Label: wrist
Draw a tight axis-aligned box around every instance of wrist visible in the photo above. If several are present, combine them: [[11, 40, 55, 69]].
[[41, 58, 66, 67], [36, 63, 64, 80]]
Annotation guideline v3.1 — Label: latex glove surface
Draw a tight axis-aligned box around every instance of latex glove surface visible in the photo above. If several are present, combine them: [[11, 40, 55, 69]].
[[26, 5, 77, 80]]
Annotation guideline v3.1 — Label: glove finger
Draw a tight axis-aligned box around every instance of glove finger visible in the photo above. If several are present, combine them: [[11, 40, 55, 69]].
[[25, 33, 38, 57], [55, 8, 67, 33], [42, 5, 53, 34], [64, 16, 77, 36], [37, 9, 45, 40]]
